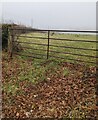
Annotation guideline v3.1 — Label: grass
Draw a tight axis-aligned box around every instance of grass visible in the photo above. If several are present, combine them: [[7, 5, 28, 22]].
[[2, 51, 69, 95]]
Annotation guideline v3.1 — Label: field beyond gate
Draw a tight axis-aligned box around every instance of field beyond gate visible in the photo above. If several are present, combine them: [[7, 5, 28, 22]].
[[10, 28, 98, 66]]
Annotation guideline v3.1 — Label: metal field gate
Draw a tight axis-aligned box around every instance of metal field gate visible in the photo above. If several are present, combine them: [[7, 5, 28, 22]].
[[8, 28, 98, 66]]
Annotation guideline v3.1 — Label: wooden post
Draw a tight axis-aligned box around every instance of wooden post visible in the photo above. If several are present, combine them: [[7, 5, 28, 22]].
[[47, 30, 50, 59], [8, 28, 14, 58]]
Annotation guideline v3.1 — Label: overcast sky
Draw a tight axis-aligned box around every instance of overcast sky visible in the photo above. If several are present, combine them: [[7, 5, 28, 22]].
[[2, 2, 96, 30]]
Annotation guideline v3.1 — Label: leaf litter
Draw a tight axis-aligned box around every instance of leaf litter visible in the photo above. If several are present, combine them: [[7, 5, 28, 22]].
[[2, 52, 98, 119]]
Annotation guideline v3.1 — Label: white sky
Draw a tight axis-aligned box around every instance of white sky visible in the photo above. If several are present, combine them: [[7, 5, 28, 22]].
[[0, 1, 97, 30]]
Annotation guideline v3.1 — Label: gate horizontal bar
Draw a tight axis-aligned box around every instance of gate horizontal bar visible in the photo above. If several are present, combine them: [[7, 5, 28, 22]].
[[22, 46, 47, 51], [14, 52, 46, 56], [50, 37, 97, 43], [49, 50, 97, 58], [14, 53, 42, 59], [19, 36, 47, 40], [49, 55, 96, 65], [22, 46, 97, 58], [49, 44, 98, 51], [14, 41, 97, 51], [14, 52, 96, 64], [14, 41, 47, 46], [11, 28, 98, 33], [19, 35, 97, 43]]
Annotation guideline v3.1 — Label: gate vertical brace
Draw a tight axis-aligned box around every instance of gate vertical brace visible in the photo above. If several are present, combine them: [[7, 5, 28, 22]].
[[47, 30, 50, 59]]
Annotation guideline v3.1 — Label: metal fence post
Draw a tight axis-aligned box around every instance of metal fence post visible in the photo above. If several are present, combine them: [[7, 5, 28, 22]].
[[47, 30, 50, 59]]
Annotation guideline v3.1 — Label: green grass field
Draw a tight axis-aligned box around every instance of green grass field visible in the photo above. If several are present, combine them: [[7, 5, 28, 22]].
[[16, 31, 97, 66]]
